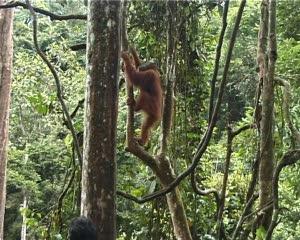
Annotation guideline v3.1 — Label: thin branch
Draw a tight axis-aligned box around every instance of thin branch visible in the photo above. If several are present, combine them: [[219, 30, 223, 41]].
[[63, 99, 84, 128], [116, 190, 156, 204], [57, 168, 77, 232], [0, 1, 86, 20], [25, 0, 82, 167], [122, 0, 137, 150], [239, 142, 260, 239], [232, 193, 259, 240], [232, 124, 254, 137], [70, 99, 84, 119], [70, 43, 86, 51], [216, 126, 234, 239], [216, 124, 253, 238], [243, 201, 273, 223], [208, 0, 229, 122], [125, 144, 160, 173], [190, 171, 220, 210], [160, 0, 178, 155]]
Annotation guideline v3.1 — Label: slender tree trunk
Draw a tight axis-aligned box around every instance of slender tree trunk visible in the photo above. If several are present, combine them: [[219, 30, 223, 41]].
[[81, 1, 121, 239], [263, 0, 277, 235], [216, 127, 234, 239], [20, 194, 27, 240], [0, 1, 14, 238], [157, 1, 192, 239], [258, 0, 275, 230]]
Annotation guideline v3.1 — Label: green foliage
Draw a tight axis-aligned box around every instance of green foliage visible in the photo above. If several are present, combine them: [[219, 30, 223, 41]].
[[5, 1, 86, 239], [256, 226, 267, 240]]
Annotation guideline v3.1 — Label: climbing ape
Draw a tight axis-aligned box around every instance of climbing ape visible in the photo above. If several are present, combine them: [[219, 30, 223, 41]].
[[121, 51, 162, 145]]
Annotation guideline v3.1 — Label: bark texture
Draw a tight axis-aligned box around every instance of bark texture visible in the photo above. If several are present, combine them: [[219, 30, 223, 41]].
[[158, 160, 192, 240], [0, 1, 13, 238], [258, 0, 276, 229], [81, 1, 121, 239], [262, 0, 277, 233]]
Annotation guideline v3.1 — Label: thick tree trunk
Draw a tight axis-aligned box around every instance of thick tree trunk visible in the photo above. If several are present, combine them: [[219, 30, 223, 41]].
[[0, 1, 13, 238], [258, 0, 276, 230], [81, 1, 121, 239]]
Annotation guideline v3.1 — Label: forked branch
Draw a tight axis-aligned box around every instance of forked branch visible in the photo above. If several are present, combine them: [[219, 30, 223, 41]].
[[0, 1, 86, 20]]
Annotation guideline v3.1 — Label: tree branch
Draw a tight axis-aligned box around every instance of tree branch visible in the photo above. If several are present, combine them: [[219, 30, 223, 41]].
[[243, 201, 273, 223], [160, 0, 178, 155], [190, 171, 220, 210], [266, 149, 300, 239], [0, 1, 86, 20], [232, 193, 259, 240], [239, 142, 260, 239], [208, 0, 229, 122], [216, 124, 253, 238], [25, 0, 82, 167], [70, 43, 86, 51], [122, 1, 134, 145]]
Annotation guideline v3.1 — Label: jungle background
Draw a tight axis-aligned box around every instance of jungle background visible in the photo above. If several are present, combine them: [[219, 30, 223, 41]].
[[1, 0, 300, 239]]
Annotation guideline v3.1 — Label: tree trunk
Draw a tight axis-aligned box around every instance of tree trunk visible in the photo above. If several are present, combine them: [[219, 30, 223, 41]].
[[258, 0, 275, 230], [0, 1, 14, 238], [159, 167, 192, 240], [263, 0, 277, 234], [81, 1, 121, 239], [157, 1, 192, 239]]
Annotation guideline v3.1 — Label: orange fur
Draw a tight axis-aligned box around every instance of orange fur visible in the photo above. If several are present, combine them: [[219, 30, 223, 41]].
[[121, 51, 162, 145]]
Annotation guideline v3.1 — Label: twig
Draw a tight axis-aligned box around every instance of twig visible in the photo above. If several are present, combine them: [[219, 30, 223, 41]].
[[0, 1, 86, 20]]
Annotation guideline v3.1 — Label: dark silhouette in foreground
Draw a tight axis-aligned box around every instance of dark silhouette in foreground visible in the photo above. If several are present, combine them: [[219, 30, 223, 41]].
[[69, 216, 97, 240]]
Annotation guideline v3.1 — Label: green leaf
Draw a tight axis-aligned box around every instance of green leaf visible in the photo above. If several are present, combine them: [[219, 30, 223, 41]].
[[256, 226, 267, 240], [64, 134, 73, 148]]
